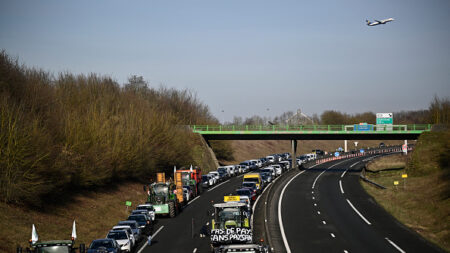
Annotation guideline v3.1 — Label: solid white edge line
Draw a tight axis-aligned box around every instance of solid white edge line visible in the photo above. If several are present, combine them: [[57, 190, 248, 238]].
[[193, 248, 198, 253], [339, 180, 344, 194], [279, 165, 318, 253], [350, 161, 359, 168], [207, 179, 229, 192], [137, 225, 165, 253], [346, 199, 371, 225], [385, 237, 406, 253], [312, 169, 327, 189]]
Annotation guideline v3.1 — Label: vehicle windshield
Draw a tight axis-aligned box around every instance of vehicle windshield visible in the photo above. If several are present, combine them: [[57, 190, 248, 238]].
[[37, 246, 70, 253], [181, 173, 191, 181], [137, 206, 154, 211], [128, 215, 146, 223], [236, 189, 251, 196], [107, 231, 128, 240], [202, 175, 209, 182], [118, 222, 137, 229], [218, 168, 227, 173], [244, 178, 259, 183], [90, 240, 114, 249], [242, 183, 256, 188], [217, 208, 243, 226], [239, 162, 249, 166], [153, 185, 168, 196]]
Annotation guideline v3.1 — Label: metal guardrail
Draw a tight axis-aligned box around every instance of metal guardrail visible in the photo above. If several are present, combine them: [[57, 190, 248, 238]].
[[191, 124, 432, 134]]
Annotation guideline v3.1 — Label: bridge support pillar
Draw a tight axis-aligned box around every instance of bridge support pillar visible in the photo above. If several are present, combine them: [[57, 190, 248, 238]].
[[404, 140, 408, 155], [291, 140, 297, 169], [345, 140, 348, 153]]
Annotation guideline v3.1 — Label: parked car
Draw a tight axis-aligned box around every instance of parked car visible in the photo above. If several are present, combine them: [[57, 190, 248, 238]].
[[127, 214, 151, 234], [112, 225, 136, 248], [208, 171, 220, 182], [242, 182, 260, 195], [201, 174, 214, 188], [106, 230, 132, 252], [271, 164, 282, 176], [87, 238, 121, 253], [117, 220, 141, 242], [236, 188, 256, 202], [136, 204, 156, 221]]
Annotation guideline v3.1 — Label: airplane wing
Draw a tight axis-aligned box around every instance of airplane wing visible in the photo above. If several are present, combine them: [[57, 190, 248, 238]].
[[374, 20, 381, 23]]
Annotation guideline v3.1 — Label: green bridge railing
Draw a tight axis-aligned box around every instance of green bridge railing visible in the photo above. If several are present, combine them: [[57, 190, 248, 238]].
[[191, 124, 432, 134]]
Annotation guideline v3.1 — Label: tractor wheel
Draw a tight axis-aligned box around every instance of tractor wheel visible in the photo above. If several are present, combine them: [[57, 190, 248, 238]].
[[169, 201, 176, 218]]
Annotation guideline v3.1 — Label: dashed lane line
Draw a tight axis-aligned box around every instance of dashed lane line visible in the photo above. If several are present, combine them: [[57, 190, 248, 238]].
[[346, 199, 371, 225], [385, 238, 406, 253], [339, 180, 344, 194]]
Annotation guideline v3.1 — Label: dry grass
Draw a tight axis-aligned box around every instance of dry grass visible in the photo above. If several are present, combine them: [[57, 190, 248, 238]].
[[367, 154, 407, 172], [223, 139, 404, 165], [0, 182, 147, 252], [362, 156, 449, 252]]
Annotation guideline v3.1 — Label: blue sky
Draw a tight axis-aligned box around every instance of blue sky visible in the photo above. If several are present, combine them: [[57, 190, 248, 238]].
[[1, 0, 449, 122]]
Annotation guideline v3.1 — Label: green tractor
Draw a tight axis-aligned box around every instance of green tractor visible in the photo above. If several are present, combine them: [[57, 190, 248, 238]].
[[146, 182, 181, 218], [17, 221, 86, 253], [210, 202, 252, 249]]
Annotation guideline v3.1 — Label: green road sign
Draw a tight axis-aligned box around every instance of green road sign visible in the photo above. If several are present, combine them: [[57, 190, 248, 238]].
[[376, 118, 393, 124], [125, 201, 132, 207]]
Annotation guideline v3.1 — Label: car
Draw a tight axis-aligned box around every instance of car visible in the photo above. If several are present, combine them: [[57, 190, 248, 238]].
[[117, 220, 141, 242], [127, 214, 152, 234], [236, 188, 256, 202], [208, 171, 220, 182], [201, 174, 214, 188], [106, 230, 132, 252], [260, 167, 276, 178], [379, 142, 386, 148], [242, 182, 259, 195], [260, 171, 272, 184], [271, 164, 282, 176], [207, 172, 218, 184], [136, 204, 156, 221], [112, 225, 136, 248], [217, 167, 230, 179], [279, 161, 290, 170], [87, 238, 121, 253]]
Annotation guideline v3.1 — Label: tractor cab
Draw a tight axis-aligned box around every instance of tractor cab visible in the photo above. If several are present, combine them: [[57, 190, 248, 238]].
[[211, 203, 252, 246]]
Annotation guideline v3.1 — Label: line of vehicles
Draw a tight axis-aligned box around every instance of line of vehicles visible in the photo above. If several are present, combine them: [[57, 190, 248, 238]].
[[18, 151, 324, 253], [207, 153, 297, 253]]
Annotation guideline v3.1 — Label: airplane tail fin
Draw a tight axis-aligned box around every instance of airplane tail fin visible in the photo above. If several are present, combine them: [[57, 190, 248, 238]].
[[366, 20, 371, 25]]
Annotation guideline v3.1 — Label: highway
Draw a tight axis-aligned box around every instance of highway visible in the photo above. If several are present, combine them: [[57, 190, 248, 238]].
[[139, 175, 244, 253], [276, 155, 443, 253]]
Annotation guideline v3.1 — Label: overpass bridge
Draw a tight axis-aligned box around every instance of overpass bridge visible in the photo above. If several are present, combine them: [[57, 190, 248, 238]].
[[191, 124, 431, 168]]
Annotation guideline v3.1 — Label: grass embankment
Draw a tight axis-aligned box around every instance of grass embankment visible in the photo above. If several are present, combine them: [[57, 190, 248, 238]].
[[362, 131, 450, 252], [223, 139, 403, 165], [2, 182, 147, 252]]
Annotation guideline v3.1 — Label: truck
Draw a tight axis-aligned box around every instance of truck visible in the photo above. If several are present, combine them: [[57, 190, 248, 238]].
[[145, 173, 182, 218], [17, 221, 85, 253], [210, 202, 252, 250], [176, 166, 203, 197]]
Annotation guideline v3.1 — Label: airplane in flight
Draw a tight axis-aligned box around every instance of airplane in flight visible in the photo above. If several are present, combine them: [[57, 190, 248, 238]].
[[366, 18, 394, 26]]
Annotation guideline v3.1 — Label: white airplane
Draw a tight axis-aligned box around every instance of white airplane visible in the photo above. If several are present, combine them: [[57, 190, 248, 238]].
[[366, 18, 394, 26]]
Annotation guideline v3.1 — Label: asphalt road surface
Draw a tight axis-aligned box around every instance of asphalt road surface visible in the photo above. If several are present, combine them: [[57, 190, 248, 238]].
[[138, 175, 244, 253], [278, 155, 443, 253]]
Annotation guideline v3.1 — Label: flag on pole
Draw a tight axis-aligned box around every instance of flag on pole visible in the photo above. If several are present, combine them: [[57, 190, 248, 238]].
[[190, 165, 193, 172], [31, 224, 38, 243], [71, 220, 77, 240]]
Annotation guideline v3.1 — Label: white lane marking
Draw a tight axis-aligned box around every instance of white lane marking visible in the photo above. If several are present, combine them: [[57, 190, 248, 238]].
[[137, 226, 165, 253], [312, 191, 314, 194], [350, 161, 359, 168], [312, 196, 315, 200], [317, 211, 321, 215], [186, 196, 200, 206], [339, 180, 344, 194], [344, 250, 349, 253], [314, 203, 317, 207], [206, 222, 209, 225], [346, 199, 371, 225], [312, 159, 351, 189], [279, 169, 309, 253], [331, 233, 335, 238], [193, 248, 198, 253], [341, 169, 348, 178], [385, 238, 406, 253], [207, 179, 229, 192], [322, 220, 326, 225]]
